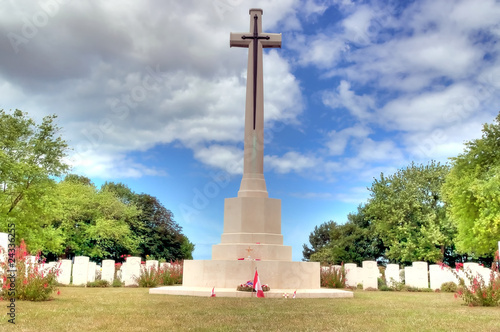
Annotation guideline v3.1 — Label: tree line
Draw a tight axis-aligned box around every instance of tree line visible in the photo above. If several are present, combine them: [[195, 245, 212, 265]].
[[303, 112, 500, 267], [0, 109, 194, 262]]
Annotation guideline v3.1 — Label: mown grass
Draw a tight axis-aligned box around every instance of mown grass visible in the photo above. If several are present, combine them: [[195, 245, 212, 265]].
[[1, 288, 499, 331]]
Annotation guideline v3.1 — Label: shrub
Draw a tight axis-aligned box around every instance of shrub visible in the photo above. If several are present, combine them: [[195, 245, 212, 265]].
[[379, 285, 392, 291], [87, 280, 110, 287], [356, 283, 363, 290], [440, 281, 458, 293], [160, 261, 183, 286], [0, 240, 61, 301], [320, 265, 346, 289], [377, 277, 386, 288], [136, 260, 184, 287], [137, 267, 160, 288], [112, 278, 123, 287], [441, 259, 500, 307]]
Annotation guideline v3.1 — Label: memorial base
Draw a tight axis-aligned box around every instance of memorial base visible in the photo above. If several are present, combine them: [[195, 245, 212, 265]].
[[149, 259, 353, 298]]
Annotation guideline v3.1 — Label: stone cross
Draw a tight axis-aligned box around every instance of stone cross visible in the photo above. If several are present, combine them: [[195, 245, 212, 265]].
[[230, 9, 281, 198], [245, 246, 254, 257]]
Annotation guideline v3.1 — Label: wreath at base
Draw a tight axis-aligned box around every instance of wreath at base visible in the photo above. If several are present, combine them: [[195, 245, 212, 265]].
[[236, 281, 270, 292]]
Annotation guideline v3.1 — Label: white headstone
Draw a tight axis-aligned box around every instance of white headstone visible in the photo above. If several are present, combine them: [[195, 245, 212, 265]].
[[385, 264, 400, 287], [412, 262, 429, 289], [146, 260, 158, 271], [344, 263, 358, 287], [25, 255, 37, 276], [87, 262, 96, 282], [101, 260, 115, 283], [404, 266, 414, 287], [73, 256, 90, 285], [362, 261, 378, 289], [57, 260, 72, 285], [123, 256, 141, 286], [0, 232, 8, 263], [160, 262, 170, 270]]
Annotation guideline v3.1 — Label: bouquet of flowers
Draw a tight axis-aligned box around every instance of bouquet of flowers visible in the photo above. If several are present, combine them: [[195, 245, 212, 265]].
[[236, 280, 270, 292]]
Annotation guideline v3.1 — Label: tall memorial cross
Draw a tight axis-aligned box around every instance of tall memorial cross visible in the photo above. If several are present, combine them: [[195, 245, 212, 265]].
[[230, 9, 281, 197]]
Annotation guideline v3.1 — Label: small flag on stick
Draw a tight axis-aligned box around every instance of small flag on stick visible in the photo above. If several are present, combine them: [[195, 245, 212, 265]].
[[253, 269, 265, 298], [293, 290, 296, 299], [210, 287, 216, 297]]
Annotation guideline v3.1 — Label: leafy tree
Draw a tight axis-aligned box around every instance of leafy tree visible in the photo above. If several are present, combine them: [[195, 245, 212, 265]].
[[103, 182, 195, 261], [303, 206, 386, 265], [443, 112, 500, 257], [0, 109, 68, 251], [49, 176, 140, 261], [365, 161, 455, 264], [302, 221, 336, 261]]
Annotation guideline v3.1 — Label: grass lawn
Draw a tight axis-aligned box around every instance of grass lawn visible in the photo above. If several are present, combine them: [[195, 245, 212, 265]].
[[1, 288, 499, 331]]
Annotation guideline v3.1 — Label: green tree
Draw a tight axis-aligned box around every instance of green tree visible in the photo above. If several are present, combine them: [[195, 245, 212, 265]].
[[103, 182, 195, 261], [302, 221, 336, 261], [443, 112, 500, 257], [303, 206, 386, 265], [365, 161, 455, 264], [50, 176, 140, 261], [0, 109, 68, 251]]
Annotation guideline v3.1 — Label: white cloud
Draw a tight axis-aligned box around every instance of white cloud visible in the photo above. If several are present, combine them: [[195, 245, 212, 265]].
[[325, 124, 371, 155], [193, 145, 243, 175], [265, 151, 319, 174], [322, 80, 375, 120], [68, 152, 165, 180]]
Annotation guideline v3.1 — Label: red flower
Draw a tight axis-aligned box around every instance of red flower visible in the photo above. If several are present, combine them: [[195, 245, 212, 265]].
[[43, 283, 48, 288], [57, 290, 61, 296], [23, 279, 28, 285]]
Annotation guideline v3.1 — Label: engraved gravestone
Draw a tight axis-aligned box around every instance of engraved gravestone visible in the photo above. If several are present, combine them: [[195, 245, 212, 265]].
[[412, 261, 428, 288], [385, 264, 400, 287], [57, 259, 72, 285], [101, 259, 115, 283], [123, 256, 141, 286], [72, 256, 89, 285], [362, 261, 378, 289], [146, 260, 158, 271], [344, 263, 358, 287], [87, 261, 96, 283], [404, 266, 414, 287]]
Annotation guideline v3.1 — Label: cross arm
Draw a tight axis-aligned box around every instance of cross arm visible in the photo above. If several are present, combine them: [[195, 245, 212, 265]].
[[230, 33, 251, 48], [261, 33, 281, 48]]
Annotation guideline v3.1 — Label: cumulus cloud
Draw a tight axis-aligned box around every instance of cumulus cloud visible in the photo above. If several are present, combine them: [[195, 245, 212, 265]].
[[0, 0, 306, 179]]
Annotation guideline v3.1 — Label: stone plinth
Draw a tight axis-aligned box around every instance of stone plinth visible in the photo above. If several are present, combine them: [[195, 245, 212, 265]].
[[151, 286, 353, 298], [182, 260, 320, 289], [212, 196, 292, 261]]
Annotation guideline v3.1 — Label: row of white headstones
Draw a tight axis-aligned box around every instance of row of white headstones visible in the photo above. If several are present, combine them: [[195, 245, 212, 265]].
[[0, 232, 171, 286], [4, 255, 173, 286], [325, 260, 499, 290]]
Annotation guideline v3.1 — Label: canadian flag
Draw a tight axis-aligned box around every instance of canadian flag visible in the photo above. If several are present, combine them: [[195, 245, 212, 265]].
[[253, 269, 265, 298], [210, 287, 216, 297]]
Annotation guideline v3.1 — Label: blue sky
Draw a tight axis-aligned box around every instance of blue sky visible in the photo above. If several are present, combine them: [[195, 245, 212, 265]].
[[1, 0, 499, 261]]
